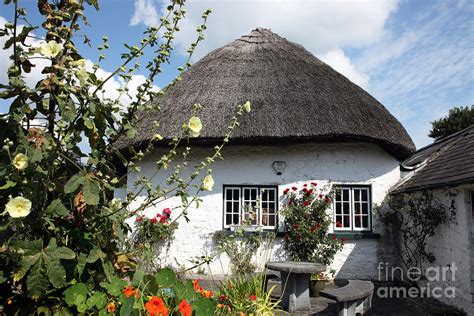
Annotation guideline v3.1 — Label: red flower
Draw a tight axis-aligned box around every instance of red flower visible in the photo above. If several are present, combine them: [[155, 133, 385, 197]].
[[319, 194, 323, 199], [293, 224, 299, 229], [292, 187, 298, 191], [308, 189, 314, 195], [192, 279, 203, 292], [123, 285, 138, 298], [332, 235, 337, 241], [219, 295, 228, 301], [297, 235, 302, 241], [311, 182, 317, 186], [145, 296, 169, 316], [325, 197, 331, 203], [150, 217, 158, 223], [303, 201, 310, 207], [159, 217, 166, 223], [303, 184, 307, 187], [135, 216, 143, 222], [336, 221, 342, 227], [178, 300, 192, 316], [302, 188, 308, 193], [201, 290, 213, 298], [342, 237, 346, 242], [315, 223, 321, 229], [283, 188, 290, 194], [249, 294, 257, 301], [163, 208, 171, 215], [310, 225, 316, 232]]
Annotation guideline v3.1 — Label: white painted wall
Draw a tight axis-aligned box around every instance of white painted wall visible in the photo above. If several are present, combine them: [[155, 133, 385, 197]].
[[416, 186, 474, 314], [126, 142, 401, 279]]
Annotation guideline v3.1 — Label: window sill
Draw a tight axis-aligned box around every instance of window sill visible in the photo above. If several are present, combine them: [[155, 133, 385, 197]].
[[329, 232, 380, 240]]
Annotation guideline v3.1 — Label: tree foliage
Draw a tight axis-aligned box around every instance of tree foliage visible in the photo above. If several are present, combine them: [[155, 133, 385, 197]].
[[0, 0, 250, 313], [429, 105, 474, 140]]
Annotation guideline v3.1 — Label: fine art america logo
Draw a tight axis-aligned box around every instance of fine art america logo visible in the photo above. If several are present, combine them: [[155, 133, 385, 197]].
[[376, 262, 457, 299]]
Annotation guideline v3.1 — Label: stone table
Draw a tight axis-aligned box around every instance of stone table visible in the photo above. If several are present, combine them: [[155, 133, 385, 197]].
[[266, 261, 326, 312]]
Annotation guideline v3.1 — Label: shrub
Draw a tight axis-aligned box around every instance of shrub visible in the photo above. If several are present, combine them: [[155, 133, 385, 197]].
[[281, 183, 343, 265]]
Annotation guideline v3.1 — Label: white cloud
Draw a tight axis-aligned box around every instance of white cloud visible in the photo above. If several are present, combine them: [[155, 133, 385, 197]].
[[320, 49, 369, 89], [130, 0, 160, 27], [130, 0, 397, 86]]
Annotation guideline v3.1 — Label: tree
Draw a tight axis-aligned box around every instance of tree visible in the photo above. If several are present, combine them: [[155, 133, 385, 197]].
[[428, 105, 474, 140]]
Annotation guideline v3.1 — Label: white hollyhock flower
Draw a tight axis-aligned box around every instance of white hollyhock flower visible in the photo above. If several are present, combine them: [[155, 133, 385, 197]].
[[188, 116, 202, 137], [12, 153, 28, 170], [40, 40, 63, 58], [202, 175, 214, 191], [5, 196, 32, 218]]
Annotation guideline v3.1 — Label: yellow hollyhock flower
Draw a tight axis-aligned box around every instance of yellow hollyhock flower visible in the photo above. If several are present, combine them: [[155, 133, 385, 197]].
[[188, 116, 202, 137], [40, 40, 63, 58], [5, 196, 32, 218], [12, 153, 28, 170], [202, 175, 214, 191], [243, 101, 251, 113]]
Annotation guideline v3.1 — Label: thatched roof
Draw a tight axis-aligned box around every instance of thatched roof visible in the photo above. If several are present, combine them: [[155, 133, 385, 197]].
[[393, 125, 474, 193], [118, 28, 415, 160]]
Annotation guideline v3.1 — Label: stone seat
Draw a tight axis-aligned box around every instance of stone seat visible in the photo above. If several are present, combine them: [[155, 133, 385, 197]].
[[320, 280, 374, 316]]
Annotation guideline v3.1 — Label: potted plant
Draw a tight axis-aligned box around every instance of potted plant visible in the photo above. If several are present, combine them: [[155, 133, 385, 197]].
[[309, 269, 335, 297]]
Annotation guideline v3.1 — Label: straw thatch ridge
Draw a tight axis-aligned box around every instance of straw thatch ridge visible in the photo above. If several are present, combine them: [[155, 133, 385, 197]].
[[118, 28, 415, 160]]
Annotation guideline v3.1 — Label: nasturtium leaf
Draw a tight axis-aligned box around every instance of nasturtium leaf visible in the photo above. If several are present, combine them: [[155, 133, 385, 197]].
[[86, 247, 106, 263], [86, 292, 107, 309], [76, 253, 88, 278], [119, 296, 135, 316], [100, 277, 127, 296], [193, 298, 217, 316], [64, 283, 88, 306], [131, 269, 145, 287], [64, 171, 86, 194], [155, 268, 176, 288]]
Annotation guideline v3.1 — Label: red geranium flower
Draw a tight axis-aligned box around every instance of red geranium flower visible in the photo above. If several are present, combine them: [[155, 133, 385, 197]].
[[302, 188, 308, 193], [135, 216, 143, 222], [311, 182, 317, 186], [325, 197, 331, 203], [150, 217, 158, 223], [303, 184, 307, 187], [315, 223, 321, 229], [342, 237, 346, 242], [319, 194, 323, 199], [249, 294, 257, 301], [308, 189, 313, 194], [178, 300, 192, 316], [163, 208, 171, 215], [292, 187, 298, 191], [159, 217, 166, 223], [145, 296, 169, 316], [283, 188, 290, 194], [332, 235, 337, 241], [303, 201, 310, 206]]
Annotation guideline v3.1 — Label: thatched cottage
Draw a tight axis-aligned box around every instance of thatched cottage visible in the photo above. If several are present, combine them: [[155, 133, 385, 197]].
[[119, 28, 417, 279]]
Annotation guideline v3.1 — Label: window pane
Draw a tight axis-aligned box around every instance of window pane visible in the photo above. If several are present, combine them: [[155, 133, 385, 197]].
[[362, 203, 368, 215], [336, 215, 342, 224], [354, 204, 360, 215], [262, 215, 268, 226], [343, 202, 350, 215], [262, 202, 268, 210], [269, 215, 275, 227], [233, 189, 239, 200], [233, 202, 239, 213], [343, 215, 351, 227], [343, 189, 349, 201], [336, 190, 342, 201], [226, 214, 232, 225], [244, 189, 249, 200], [269, 190, 275, 201], [226, 201, 232, 213], [268, 202, 275, 214], [251, 189, 257, 200], [362, 216, 369, 228], [354, 189, 360, 201], [362, 189, 368, 201], [354, 215, 361, 227], [336, 203, 342, 214], [233, 214, 239, 225]]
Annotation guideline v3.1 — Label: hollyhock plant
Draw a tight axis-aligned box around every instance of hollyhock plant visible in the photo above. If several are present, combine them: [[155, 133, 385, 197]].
[[281, 183, 343, 265]]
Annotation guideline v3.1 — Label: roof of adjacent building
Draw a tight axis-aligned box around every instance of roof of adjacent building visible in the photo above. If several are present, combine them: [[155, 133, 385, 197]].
[[117, 28, 415, 160], [394, 125, 474, 193]]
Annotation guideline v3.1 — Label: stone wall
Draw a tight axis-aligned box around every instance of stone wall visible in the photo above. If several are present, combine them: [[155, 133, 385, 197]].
[[124, 142, 401, 279]]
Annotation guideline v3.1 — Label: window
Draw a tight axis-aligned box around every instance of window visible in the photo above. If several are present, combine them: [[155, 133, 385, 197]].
[[223, 186, 278, 229], [334, 186, 371, 231]]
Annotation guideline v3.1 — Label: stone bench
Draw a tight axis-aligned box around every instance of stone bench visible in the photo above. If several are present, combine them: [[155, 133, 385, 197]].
[[320, 280, 374, 316]]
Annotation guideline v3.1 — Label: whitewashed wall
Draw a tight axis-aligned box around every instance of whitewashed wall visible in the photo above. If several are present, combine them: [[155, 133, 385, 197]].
[[125, 142, 401, 279], [417, 186, 473, 314]]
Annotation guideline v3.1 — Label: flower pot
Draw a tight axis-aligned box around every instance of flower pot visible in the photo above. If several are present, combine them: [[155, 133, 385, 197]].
[[309, 280, 326, 297]]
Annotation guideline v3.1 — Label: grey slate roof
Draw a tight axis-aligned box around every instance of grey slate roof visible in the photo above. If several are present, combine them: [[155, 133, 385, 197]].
[[117, 28, 415, 160], [394, 125, 474, 193]]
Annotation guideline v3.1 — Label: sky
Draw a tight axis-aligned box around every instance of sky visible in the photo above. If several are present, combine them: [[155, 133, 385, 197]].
[[1, 0, 473, 148]]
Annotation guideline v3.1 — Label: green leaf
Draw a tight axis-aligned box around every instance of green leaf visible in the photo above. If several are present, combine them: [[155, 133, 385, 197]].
[[82, 177, 100, 205], [86, 291, 107, 309], [76, 253, 88, 278], [64, 171, 86, 194], [43, 239, 75, 288], [100, 277, 127, 296], [30, 147, 43, 163], [0, 181, 16, 190], [27, 260, 48, 299], [14, 252, 40, 282], [64, 283, 88, 306], [155, 268, 176, 288], [193, 298, 216, 316], [119, 296, 135, 316], [45, 199, 69, 217], [131, 269, 144, 287], [173, 281, 195, 302], [86, 247, 106, 263]]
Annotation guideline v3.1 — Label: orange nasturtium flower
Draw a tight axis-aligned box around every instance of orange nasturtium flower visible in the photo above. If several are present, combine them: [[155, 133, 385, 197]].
[[107, 302, 116, 313], [178, 299, 192, 316], [123, 285, 139, 298], [192, 279, 203, 292], [201, 290, 213, 298], [145, 296, 169, 316]]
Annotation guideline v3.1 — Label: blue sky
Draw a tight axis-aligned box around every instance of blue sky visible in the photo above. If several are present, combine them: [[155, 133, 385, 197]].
[[1, 0, 473, 148]]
